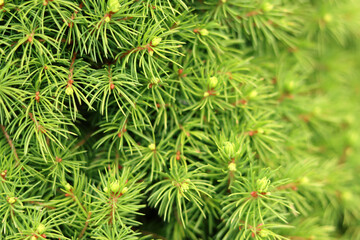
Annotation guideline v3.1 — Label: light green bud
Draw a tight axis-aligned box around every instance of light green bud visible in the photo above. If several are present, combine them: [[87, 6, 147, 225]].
[[323, 13, 332, 23], [223, 141, 235, 157], [257, 177, 270, 192], [108, 0, 121, 13], [259, 229, 271, 237], [65, 86, 73, 95], [121, 187, 128, 194], [199, 29, 209, 36], [104, 16, 111, 23], [299, 176, 309, 184], [248, 90, 258, 100], [262, 2, 274, 12], [150, 78, 160, 84], [8, 197, 16, 204], [285, 81, 295, 92], [181, 182, 189, 192], [342, 191, 352, 201], [152, 37, 162, 46], [313, 107, 322, 116], [37, 223, 46, 234], [110, 181, 120, 193], [65, 183, 72, 191], [228, 162, 236, 172], [209, 76, 218, 88], [148, 143, 156, 151], [347, 132, 358, 146]]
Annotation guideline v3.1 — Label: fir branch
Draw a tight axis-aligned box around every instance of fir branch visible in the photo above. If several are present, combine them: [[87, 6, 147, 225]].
[[0, 124, 20, 166], [78, 211, 92, 239]]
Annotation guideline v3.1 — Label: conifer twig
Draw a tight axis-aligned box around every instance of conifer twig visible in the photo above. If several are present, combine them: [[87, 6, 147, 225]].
[[78, 211, 92, 239], [0, 124, 20, 166], [140, 230, 167, 240]]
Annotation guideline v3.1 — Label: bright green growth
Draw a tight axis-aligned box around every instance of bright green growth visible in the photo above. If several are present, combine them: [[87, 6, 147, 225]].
[[37, 223, 46, 234], [108, 0, 121, 13], [110, 180, 120, 193], [152, 37, 162, 46]]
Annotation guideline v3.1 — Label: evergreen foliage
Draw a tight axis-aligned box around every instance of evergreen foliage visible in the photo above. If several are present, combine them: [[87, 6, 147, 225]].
[[0, 0, 359, 239]]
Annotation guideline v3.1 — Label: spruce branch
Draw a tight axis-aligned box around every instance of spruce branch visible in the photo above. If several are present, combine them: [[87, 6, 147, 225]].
[[0, 0, 359, 239], [0, 124, 20, 166]]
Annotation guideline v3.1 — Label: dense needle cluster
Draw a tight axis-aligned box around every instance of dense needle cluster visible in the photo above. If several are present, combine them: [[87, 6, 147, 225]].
[[0, 0, 360, 239]]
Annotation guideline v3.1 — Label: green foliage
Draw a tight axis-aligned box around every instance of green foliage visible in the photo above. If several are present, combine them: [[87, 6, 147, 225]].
[[0, 0, 360, 239]]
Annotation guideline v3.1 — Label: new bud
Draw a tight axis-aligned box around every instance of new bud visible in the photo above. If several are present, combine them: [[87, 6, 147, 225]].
[[323, 13, 332, 23], [108, 0, 121, 13], [105, 16, 111, 23], [257, 177, 270, 192], [259, 229, 271, 237], [110, 181, 120, 193], [342, 191, 353, 201], [262, 2, 274, 12], [152, 37, 162, 46], [248, 90, 258, 100], [299, 176, 309, 184], [65, 183, 72, 191], [37, 223, 46, 234], [209, 76, 218, 88], [257, 128, 264, 134], [121, 187, 128, 194], [8, 197, 16, 204], [180, 182, 190, 192], [148, 143, 156, 151], [285, 81, 295, 92], [65, 86, 74, 95], [199, 29, 209, 36], [223, 141, 235, 157], [151, 78, 160, 84], [228, 162, 236, 172]]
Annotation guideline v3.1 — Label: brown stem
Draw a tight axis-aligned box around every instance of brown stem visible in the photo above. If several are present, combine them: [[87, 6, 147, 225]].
[[0, 125, 20, 166], [339, 146, 351, 165], [73, 132, 93, 149], [68, 52, 77, 85], [276, 182, 298, 191], [28, 112, 46, 133], [65, 190, 88, 216], [24, 201, 55, 209], [140, 230, 167, 240], [78, 211, 92, 239], [174, 209, 183, 226], [246, 10, 262, 17], [232, 99, 247, 106], [108, 192, 123, 224], [120, 42, 153, 59]]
